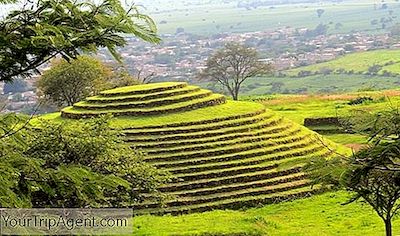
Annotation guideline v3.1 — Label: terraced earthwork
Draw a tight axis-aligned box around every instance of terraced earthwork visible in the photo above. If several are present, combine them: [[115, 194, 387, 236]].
[[61, 82, 345, 215]]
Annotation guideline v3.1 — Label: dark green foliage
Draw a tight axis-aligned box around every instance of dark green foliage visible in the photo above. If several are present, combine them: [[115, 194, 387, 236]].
[[316, 9, 325, 18], [348, 96, 373, 105], [304, 24, 328, 38], [0, 114, 169, 207], [0, 0, 160, 82], [37, 56, 113, 106]]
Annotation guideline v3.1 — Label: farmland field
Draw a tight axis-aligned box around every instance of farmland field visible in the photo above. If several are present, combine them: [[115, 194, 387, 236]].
[[199, 74, 400, 96], [197, 50, 400, 96], [140, 0, 400, 35], [245, 89, 400, 124], [287, 50, 400, 76]]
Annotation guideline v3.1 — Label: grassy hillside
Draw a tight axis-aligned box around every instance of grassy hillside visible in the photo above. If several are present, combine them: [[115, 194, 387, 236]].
[[288, 50, 400, 76], [133, 191, 400, 236], [45, 82, 347, 214]]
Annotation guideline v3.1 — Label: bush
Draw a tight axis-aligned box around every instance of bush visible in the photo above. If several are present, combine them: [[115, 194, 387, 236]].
[[304, 117, 340, 126], [348, 96, 374, 105], [0, 114, 170, 207]]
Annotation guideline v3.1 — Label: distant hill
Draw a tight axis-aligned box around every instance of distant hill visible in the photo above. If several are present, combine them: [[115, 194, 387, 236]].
[[287, 50, 400, 77]]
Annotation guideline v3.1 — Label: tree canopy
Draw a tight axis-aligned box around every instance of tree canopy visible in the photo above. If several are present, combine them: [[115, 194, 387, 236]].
[[0, 0, 160, 82], [0, 114, 170, 207], [37, 56, 112, 107], [200, 42, 272, 100]]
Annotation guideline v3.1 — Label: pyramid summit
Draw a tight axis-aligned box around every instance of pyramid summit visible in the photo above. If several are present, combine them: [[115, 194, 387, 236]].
[[61, 82, 226, 119], [61, 82, 343, 214]]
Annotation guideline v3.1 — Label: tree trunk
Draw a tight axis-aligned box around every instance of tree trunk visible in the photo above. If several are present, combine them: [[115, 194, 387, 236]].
[[385, 218, 392, 236], [229, 89, 238, 101], [232, 86, 240, 101], [231, 92, 238, 100]]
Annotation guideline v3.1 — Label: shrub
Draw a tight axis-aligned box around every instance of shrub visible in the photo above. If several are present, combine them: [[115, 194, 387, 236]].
[[0, 114, 170, 207], [348, 96, 374, 105]]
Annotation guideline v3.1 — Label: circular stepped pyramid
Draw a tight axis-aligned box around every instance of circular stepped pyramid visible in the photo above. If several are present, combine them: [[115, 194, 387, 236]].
[[61, 82, 225, 118], [61, 82, 344, 215]]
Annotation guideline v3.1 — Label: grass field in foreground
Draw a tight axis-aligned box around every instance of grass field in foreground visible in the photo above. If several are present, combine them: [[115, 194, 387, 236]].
[[133, 191, 400, 236]]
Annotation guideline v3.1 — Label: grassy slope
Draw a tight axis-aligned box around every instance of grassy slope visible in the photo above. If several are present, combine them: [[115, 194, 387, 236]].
[[288, 50, 400, 76], [146, 0, 400, 35], [133, 191, 400, 236], [100, 82, 186, 94], [38, 101, 264, 128]]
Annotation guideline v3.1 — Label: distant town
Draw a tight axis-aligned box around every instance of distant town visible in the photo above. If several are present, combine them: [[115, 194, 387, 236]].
[[1, 24, 400, 113]]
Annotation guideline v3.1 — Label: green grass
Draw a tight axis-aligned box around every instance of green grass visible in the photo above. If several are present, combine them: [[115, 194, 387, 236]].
[[323, 133, 369, 145], [244, 90, 400, 124], [74, 89, 212, 108], [240, 89, 400, 146], [288, 50, 400, 76], [87, 86, 200, 102], [123, 112, 271, 134], [38, 101, 265, 128], [132, 191, 400, 236], [100, 82, 186, 95], [130, 123, 299, 149], [61, 93, 225, 118]]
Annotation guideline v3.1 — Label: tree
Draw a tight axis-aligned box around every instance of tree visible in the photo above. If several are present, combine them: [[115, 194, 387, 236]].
[[0, 114, 170, 207], [368, 64, 382, 75], [37, 56, 112, 107], [335, 22, 343, 30], [0, 0, 160, 82], [200, 42, 272, 100], [390, 24, 400, 36], [305, 24, 328, 38], [317, 8, 325, 18], [108, 66, 141, 88], [305, 108, 400, 236], [176, 27, 185, 34], [133, 68, 156, 84]]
